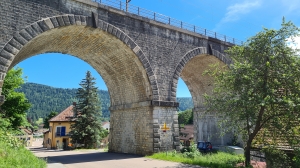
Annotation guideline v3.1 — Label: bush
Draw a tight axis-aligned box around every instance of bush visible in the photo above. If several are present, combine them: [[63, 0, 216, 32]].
[[264, 147, 291, 168], [0, 129, 47, 168]]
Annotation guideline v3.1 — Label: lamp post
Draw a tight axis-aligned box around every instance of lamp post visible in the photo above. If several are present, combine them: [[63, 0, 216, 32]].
[[126, 0, 131, 12]]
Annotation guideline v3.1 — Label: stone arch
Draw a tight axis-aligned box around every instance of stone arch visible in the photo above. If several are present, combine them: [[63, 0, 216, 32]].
[[171, 46, 231, 103], [0, 14, 159, 106], [172, 46, 232, 146]]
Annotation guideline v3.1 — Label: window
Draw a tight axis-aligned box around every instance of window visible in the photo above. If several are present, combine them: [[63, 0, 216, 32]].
[[56, 126, 66, 136]]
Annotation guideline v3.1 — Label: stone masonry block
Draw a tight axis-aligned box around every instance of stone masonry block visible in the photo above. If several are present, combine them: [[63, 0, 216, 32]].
[[80, 16, 87, 26], [3, 43, 18, 55], [56, 16, 65, 27], [19, 29, 33, 41], [30, 23, 44, 35], [0, 65, 7, 73], [0, 49, 14, 60], [25, 26, 39, 38], [62, 15, 71, 26], [37, 20, 50, 32], [43, 18, 54, 29], [74, 15, 82, 25], [8, 38, 22, 50], [0, 56, 10, 66], [13, 33, 27, 45], [50, 17, 60, 28], [68, 15, 76, 25]]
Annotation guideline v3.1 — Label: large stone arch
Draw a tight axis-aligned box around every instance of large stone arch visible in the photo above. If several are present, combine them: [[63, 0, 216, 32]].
[[0, 14, 160, 155], [0, 14, 159, 105], [172, 47, 233, 146]]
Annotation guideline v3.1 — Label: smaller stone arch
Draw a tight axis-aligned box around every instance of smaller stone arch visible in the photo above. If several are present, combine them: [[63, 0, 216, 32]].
[[171, 46, 231, 101], [0, 14, 159, 104]]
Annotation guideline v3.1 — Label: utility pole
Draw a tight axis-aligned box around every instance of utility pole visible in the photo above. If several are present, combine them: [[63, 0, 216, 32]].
[[126, 0, 131, 12]]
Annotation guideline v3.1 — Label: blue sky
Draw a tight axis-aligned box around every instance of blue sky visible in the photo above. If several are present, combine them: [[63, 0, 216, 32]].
[[16, 0, 300, 97]]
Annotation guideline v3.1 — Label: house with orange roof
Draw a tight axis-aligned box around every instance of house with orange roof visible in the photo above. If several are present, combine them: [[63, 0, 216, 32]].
[[43, 104, 75, 149]]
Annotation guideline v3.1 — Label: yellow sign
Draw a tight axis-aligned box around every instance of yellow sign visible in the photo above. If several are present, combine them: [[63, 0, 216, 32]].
[[161, 122, 170, 132]]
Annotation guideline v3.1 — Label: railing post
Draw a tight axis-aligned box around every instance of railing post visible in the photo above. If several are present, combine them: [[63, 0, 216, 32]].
[[168, 17, 170, 25], [138, 7, 140, 15], [194, 25, 195, 32], [181, 21, 182, 28], [100, 0, 101, 3], [205, 29, 206, 36], [120, 1, 122, 10], [215, 32, 216, 38], [233, 38, 235, 44], [154, 12, 156, 20], [224, 35, 226, 42]]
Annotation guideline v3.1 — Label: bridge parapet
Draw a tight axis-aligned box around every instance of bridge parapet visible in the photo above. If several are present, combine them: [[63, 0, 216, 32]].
[[89, 0, 243, 45]]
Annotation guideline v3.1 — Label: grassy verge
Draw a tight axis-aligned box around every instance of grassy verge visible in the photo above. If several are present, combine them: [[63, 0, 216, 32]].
[[0, 130, 47, 168], [146, 151, 244, 168]]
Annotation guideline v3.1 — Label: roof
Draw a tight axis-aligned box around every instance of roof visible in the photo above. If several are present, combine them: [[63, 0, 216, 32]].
[[20, 128, 32, 135], [49, 105, 75, 122], [179, 124, 194, 141]]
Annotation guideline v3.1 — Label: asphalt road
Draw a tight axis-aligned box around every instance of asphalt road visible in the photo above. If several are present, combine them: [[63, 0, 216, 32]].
[[29, 140, 202, 168]]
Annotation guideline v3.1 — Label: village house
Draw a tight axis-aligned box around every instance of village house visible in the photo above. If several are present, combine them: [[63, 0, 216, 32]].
[[179, 124, 194, 147], [43, 104, 110, 149], [16, 127, 33, 147], [43, 105, 75, 149]]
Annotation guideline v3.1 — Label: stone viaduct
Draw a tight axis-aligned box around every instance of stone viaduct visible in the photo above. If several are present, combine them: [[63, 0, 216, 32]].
[[0, 0, 236, 155]]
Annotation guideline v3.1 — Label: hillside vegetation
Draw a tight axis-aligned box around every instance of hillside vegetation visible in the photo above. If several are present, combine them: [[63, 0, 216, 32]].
[[17, 83, 193, 121]]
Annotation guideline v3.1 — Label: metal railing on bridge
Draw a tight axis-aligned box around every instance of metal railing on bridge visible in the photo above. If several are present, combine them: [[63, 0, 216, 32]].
[[92, 0, 243, 45]]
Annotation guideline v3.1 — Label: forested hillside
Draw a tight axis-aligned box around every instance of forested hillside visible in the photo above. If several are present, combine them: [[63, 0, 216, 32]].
[[16, 83, 110, 121], [177, 97, 193, 111], [17, 83, 193, 121]]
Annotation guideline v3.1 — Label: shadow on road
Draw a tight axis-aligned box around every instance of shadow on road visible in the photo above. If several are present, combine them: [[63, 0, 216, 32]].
[[48, 152, 143, 164]]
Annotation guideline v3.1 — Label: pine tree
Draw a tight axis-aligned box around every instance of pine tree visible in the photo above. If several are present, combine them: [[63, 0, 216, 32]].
[[70, 71, 104, 148]]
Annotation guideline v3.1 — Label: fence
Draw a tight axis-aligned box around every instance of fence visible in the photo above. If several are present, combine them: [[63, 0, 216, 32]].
[[91, 0, 243, 45]]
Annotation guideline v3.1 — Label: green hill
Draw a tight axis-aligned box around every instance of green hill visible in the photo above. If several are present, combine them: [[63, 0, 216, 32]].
[[16, 83, 193, 121]]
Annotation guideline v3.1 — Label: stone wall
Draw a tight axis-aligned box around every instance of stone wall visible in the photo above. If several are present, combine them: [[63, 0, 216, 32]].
[[109, 106, 154, 155]]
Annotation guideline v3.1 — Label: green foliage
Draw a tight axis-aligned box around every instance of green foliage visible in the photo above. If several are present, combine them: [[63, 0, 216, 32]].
[[0, 129, 46, 168], [1, 68, 31, 129], [263, 147, 291, 168], [147, 151, 244, 168], [292, 148, 300, 167], [43, 112, 58, 128], [16, 82, 111, 121], [204, 19, 300, 166], [178, 109, 193, 126], [70, 71, 106, 149]]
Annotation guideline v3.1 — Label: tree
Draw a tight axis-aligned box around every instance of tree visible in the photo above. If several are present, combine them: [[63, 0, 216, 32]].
[[178, 109, 193, 126], [0, 68, 31, 129], [70, 71, 105, 148], [43, 112, 58, 128], [204, 20, 300, 166]]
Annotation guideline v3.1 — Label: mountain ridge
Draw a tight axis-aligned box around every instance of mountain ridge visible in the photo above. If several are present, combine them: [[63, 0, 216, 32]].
[[16, 82, 193, 121]]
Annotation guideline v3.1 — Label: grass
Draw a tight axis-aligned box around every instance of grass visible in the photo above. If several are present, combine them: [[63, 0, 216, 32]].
[[0, 141, 47, 168], [146, 151, 244, 168]]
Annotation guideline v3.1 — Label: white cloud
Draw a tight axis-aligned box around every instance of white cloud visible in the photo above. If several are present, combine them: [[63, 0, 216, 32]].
[[281, 0, 300, 13], [221, 0, 261, 23], [287, 35, 300, 53]]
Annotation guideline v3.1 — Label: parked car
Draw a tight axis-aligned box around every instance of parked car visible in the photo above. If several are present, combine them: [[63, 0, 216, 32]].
[[197, 141, 212, 152]]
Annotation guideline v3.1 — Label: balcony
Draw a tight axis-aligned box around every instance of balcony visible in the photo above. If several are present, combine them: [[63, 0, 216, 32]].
[[55, 132, 71, 137]]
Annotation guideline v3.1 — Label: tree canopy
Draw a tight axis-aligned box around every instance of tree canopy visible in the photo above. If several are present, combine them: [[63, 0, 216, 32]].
[[70, 71, 106, 148], [0, 68, 31, 129], [204, 19, 300, 166], [43, 111, 58, 128]]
